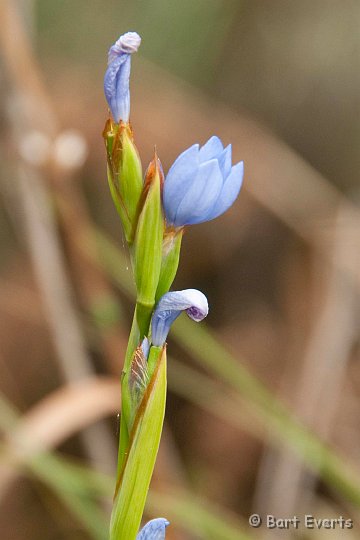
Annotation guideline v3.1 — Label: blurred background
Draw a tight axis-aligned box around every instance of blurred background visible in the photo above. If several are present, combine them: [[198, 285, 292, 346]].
[[1, 1, 360, 539]]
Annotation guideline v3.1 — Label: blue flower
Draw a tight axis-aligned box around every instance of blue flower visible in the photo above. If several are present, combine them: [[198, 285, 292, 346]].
[[163, 136, 244, 227], [137, 518, 169, 539], [151, 289, 208, 346], [104, 32, 141, 123]]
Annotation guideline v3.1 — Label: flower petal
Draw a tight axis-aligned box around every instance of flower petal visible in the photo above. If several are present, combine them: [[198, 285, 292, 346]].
[[217, 144, 232, 179], [104, 54, 131, 123], [173, 158, 223, 226], [151, 289, 208, 346], [206, 161, 244, 221], [137, 518, 169, 540], [199, 135, 223, 162], [163, 144, 199, 224]]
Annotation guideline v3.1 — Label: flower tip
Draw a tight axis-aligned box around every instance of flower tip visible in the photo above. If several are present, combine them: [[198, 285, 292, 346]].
[[137, 518, 169, 539], [156, 156, 165, 187], [151, 289, 209, 347], [119, 31, 142, 52], [102, 117, 114, 140], [232, 159, 245, 184], [108, 31, 141, 64], [185, 289, 208, 322], [144, 153, 164, 189]]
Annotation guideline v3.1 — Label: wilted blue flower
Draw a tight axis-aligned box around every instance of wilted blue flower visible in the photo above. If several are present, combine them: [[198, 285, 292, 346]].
[[104, 32, 141, 123], [152, 289, 208, 346], [163, 136, 244, 227], [137, 518, 169, 539]]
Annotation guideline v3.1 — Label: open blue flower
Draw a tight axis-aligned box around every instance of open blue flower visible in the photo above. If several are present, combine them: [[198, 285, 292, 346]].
[[137, 518, 169, 539], [163, 136, 244, 227], [104, 32, 141, 123], [151, 289, 208, 346]]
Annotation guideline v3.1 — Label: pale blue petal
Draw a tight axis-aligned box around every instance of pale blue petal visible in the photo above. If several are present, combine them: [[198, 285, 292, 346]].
[[173, 159, 223, 226], [199, 135, 223, 162], [163, 144, 199, 224], [141, 337, 150, 359], [151, 309, 179, 348], [154, 289, 208, 316], [217, 144, 232, 179], [152, 289, 208, 346], [206, 161, 244, 220], [104, 54, 131, 123], [137, 518, 169, 540]]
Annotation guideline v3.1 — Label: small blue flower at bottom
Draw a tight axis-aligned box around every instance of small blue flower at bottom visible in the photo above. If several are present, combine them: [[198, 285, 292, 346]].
[[137, 518, 170, 539], [151, 289, 209, 347], [163, 135, 244, 227]]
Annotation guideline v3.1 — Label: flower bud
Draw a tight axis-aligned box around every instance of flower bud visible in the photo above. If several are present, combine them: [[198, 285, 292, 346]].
[[104, 32, 141, 124]]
